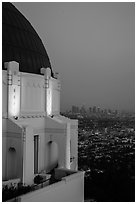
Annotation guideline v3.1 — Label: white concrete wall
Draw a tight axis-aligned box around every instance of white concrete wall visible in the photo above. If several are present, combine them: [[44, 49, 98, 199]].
[[70, 120, 78, 170], [2, 118, 8, 180], [22, 126, 34, 185], [2, 130, 7, 180], [20, 72, 60, 117], [38, 133, 59, 173], [41, 68, 60, 116], [46, 141, 58, 171], [2, 119, 22, 181], [13, 116, 70, 184], [3, 69, 61, 118], [6, 132, 23, 179], [2, 71, 8, 118], [36, 128, 69, 173], [2, 117, 72, 184], [53, 116, 78, 171], [20, 73, 45, 115], [20, 171, 84, 202], [50, 77, 60, 115], [2, 68, 78, 187]]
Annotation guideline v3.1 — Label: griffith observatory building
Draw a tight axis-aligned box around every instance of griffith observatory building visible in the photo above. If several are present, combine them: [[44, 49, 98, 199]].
[[2, 3, 84, 202]]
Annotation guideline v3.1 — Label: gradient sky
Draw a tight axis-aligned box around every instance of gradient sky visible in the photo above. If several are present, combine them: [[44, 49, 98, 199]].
[[13, 2, 135, 112]]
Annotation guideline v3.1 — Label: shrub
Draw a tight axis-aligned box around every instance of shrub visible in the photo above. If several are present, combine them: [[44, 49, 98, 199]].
[[34, 175, 43, 184]]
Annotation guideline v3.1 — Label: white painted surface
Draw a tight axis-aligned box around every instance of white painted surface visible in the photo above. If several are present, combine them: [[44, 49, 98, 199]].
[[50, 77, 60, 115], [20, 171, 84, 202], [2, 65, 83, 202], [2, 71, 8, 117], [2, 119, 23, 181], [5, 62, 21, 117], [20, 73, 45, 114], [22, 126, 34, 185]]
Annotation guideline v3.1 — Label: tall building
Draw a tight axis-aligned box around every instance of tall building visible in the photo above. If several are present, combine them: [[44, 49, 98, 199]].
[[80, 105, 86, 115], [93, 106, 97, 113], [2, 3, 84, 202], [72, 105, 79, 114], [89, 107, 92, 114], [108, 109, 112, 114], [97, 106, 100, 113], [73, 106, 79, 113]]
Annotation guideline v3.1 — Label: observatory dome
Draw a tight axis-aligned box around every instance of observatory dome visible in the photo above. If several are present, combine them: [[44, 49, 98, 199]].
[[2, 2, 53, 75]]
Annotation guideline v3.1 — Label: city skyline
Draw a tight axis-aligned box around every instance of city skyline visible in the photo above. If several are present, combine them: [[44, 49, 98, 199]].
[[65, 104, 134, 113], [14, 2, 135, 112]]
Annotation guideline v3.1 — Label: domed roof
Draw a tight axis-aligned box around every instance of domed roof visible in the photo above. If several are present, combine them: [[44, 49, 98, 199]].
[[2, 2, 53, 75]]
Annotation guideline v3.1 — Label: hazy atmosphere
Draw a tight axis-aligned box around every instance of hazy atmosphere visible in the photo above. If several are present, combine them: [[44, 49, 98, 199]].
[[13, 2, 135, 112]]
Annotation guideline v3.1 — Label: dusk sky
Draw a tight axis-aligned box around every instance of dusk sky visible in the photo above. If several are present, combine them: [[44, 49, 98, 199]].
[[13, 2, 135, 112]]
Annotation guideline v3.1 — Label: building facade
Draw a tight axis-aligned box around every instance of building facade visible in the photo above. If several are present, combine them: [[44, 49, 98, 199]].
[[2, 3, 84, 201]]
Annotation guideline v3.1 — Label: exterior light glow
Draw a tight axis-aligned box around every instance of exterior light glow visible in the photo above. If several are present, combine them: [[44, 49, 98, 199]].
[[13, 87, 20, 117], [6, 61, 20, 118], [47, 88, 52, 116], [9, 85, 20, 117]]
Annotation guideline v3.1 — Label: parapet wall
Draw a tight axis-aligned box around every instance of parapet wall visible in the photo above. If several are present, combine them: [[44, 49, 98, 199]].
[[11, 171, 84, 202]]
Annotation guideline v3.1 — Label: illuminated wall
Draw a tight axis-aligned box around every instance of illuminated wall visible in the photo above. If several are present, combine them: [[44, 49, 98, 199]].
[[2, 61, 61, 119], [40, 67, 61, 116], [20, 73, 45, 115], [4, 61, 20, 118], [2, 71, 8, 117], [2, 61, 78, 183], [51, 77, 61, 115]]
